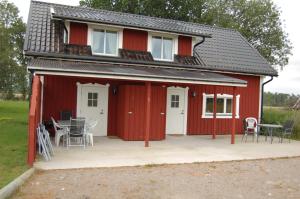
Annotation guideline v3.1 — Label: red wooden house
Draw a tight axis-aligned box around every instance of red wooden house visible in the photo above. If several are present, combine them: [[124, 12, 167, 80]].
[[25, 1, 277, 165]]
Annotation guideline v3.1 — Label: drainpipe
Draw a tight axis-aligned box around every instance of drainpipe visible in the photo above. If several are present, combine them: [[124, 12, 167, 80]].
[[193, 36, 205, 56], [260, 76, 273, 121]]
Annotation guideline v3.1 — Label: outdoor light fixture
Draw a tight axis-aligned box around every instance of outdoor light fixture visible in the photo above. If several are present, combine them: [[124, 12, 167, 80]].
[[113, 86, 118, 95], [191, 91, 197, 97]]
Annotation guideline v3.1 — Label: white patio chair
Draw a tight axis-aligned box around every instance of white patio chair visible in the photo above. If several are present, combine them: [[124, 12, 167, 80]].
[[242, 117, 258, 142], [51, 117, 67, 147], [85, 120, 98, 146]]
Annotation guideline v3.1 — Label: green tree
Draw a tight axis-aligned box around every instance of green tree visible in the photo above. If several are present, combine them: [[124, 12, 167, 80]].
[[0, 0, 27, 100], [79, 0, 292, 68]]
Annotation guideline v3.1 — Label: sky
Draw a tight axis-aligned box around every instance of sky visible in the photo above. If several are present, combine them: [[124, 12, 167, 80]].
[[7, 0, 300, 95]]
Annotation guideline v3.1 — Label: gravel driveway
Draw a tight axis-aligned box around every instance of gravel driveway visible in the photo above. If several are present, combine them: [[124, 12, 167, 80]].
[[12, 157, 300, 199]]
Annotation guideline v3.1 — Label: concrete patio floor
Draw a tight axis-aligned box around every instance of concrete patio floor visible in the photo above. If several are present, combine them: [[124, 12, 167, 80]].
[[34, 135, 300, 170]]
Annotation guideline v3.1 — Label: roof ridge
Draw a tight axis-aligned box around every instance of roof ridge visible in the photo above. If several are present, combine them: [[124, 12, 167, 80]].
[[32, 0, 236, 33]]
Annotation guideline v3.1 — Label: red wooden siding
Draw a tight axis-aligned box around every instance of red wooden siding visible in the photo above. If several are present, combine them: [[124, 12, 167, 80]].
[[28, 76, 41, 166], [123, 29, 148, 51], [150, 86, 166, 140], [117, 85, 166, 140], [42, 74, 260, 140], [69, 22, 88, 45], [178, 35, 192, 56], [187, 74, 261, 135], [42, 75, 118, 136]]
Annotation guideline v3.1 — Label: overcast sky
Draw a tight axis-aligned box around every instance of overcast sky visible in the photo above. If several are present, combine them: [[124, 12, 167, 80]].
[[8, 0, 300, 95]]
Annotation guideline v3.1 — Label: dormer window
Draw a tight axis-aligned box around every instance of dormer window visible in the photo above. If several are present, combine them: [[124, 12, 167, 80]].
[[92, 29, 118, 56], [151, 36, 173, 61]]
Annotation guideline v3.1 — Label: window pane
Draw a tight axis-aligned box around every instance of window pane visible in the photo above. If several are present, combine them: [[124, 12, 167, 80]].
[[226, 99, 232, 113], [93, 99, 98, 107], [93, 93, 98, 100], [163, 38, 173, 60], [88, 93, 92, 100], [171, 95, 175, 101], [105, 31, 117, 54], [175, 95, 179, 102], [93, 30, 105, 53], [206, 98, 213, 113], [88, 99, 93, 107], [152, 36, 162, 59], [216, 98, 224, 113]]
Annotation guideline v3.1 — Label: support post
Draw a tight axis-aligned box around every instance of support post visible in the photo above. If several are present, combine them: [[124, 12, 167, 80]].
[[212, 86, 217, 139], [145, 82, 151, 147], [231, 87, 237, 144]]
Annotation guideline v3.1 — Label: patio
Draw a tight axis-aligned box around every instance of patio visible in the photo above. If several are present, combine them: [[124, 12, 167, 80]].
[[34, 135, 300, 170]]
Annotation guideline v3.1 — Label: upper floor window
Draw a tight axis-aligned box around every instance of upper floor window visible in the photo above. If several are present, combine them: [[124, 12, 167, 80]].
[[92, 29, 118, 56], [151, 36, 173, 61]]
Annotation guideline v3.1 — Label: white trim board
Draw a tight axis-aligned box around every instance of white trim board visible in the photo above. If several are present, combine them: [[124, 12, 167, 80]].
[[32, 70, 247, 87]]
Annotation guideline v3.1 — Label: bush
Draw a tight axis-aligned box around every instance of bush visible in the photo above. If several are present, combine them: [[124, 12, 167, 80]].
[[263, 107, 300, 140]]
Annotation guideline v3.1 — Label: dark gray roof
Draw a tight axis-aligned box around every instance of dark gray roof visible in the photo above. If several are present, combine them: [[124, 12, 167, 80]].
[[24, 0, 278, 76], [28, 58, 247, 86], [52, 4, 211, 37]]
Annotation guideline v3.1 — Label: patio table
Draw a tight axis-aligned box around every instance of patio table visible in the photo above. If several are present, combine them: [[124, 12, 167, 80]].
[[257, 123, 283, 144]]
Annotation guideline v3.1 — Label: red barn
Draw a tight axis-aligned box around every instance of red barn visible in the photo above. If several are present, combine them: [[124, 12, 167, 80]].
[[24, 1, 277, 165]]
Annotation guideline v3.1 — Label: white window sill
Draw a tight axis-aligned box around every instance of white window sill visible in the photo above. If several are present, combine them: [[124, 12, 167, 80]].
[[202, 115, 240, 119], [153, 57, 174, 62], [92, 52, 118, 57]]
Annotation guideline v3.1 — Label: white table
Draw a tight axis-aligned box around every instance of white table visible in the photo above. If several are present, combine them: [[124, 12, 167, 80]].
[[257, 123, 283, 144]]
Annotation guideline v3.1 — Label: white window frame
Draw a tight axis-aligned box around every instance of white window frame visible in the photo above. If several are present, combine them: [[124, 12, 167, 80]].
[[87, 24, 123, 57], [147, 33, 178, 61], [202, 93, 240, 119]]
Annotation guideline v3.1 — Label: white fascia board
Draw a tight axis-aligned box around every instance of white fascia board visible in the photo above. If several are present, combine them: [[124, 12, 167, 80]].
[[31, 67, 247, 87]]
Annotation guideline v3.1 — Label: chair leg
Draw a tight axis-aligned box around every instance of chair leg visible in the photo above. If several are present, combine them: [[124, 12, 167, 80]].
[[90, 135, 93, 147]]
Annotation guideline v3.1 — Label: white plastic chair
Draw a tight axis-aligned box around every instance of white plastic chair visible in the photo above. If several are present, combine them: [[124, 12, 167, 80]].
[[242, 117, 258, 142], [51, 117, 67, 146], [85, 120, 98, 146]]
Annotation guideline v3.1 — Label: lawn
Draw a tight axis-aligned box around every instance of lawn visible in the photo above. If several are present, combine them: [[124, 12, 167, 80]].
[[0, 100, 29, 189], [263, 106, 300, 140]]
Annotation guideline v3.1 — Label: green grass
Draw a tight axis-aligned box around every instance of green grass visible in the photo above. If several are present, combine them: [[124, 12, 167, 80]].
[[0, 100, 29, 188], [263, 106, 300, 140]]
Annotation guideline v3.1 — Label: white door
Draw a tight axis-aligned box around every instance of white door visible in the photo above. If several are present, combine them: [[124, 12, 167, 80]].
[[77, 83, 109, 136], [166, 87, 188, 134]]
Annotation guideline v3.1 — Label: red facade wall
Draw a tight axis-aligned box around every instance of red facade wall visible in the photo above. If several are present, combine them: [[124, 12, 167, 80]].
[[178, 35, 192, 56], [187, 74, 261, 135], [69, 22, 88, 45], [123, 29, 148, 51], [117, 85, 166, 140], [42, 75, 119, 136], [42, 74, 260, 139]]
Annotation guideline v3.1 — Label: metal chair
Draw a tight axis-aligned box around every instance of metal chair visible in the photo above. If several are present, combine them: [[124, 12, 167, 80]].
[[67, 118, 86, 148], [60, 110, 72, 121], [280, 120, 294, 143], [51, 117, 67, 147], [242, 117, 258, 142]]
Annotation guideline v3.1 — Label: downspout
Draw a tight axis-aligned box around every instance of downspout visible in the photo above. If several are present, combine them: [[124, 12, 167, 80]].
[[260, 76, 273, 121], [193, 36, 205, 56]]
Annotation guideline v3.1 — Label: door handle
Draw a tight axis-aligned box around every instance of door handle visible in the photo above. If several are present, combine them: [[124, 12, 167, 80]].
[[181, 110, 184, 114], [160, 112, 165, 115], [100, 109, 104, 114], [128, 111, 133, 114]]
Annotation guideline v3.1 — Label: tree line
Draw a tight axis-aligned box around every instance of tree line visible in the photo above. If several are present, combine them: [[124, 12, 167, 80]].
[[263, 92, 299, 107]]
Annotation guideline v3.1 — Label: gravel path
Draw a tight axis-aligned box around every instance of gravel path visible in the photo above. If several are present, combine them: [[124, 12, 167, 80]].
[[12, 157, 300, 199]]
